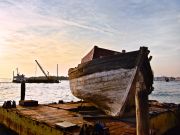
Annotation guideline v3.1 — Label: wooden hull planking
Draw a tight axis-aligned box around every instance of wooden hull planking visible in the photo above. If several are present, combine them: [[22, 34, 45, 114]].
[[69, 67, 137, 116], [68, 46, 153, 117]]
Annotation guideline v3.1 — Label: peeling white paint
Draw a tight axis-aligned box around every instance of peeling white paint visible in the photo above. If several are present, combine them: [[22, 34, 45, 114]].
[[69, 68, 136, 116]]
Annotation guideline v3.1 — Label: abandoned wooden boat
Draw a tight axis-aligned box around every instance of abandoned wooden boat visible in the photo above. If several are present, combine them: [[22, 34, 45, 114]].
[[68, 46, 153, 116]]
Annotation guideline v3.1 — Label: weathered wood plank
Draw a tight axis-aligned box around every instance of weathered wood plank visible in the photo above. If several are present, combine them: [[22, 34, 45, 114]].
[[0, 101, 179, 135], [70, 68, 136, 116], [69, 50, 140, 79], [135, 72, 149, 135]]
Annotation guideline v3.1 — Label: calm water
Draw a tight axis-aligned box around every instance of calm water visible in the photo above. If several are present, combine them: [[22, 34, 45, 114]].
[[150, 81, 180, 104], [0, 80, 180, 105], [0, 80, 79, 106]]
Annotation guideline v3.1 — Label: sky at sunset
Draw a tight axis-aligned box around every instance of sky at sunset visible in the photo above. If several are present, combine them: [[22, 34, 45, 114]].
[[0, 0, 180, 78]]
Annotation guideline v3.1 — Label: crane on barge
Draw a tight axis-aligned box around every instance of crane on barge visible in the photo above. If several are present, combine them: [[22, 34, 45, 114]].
[[35, 60, 48, 79], [12, 60, 59, 83], [34, 60, 59, 83]]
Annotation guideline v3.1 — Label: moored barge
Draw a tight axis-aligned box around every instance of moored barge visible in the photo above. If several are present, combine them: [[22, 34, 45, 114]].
[[12, 74, 59, 83], [12, 60, 59, 83]]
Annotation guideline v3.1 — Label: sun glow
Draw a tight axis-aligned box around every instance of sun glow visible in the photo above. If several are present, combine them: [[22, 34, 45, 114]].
[[0, 40, 4, 55]]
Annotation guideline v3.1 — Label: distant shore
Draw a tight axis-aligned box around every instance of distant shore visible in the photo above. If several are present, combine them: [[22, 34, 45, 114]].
[[154, 76, 180, 81]]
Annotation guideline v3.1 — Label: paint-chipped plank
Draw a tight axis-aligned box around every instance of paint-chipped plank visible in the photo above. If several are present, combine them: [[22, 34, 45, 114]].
[[70, 68, 136, 116]]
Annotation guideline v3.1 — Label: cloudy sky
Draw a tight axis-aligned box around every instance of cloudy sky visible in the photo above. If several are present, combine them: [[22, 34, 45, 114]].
[[0, 0, 180, 78]]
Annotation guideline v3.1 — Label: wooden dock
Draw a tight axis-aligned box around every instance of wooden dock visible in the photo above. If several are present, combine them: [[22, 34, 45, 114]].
[[0, 100, 179, 135]]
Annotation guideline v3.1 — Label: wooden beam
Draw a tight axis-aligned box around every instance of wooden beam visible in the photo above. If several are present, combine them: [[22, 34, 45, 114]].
[[135, 72, 149, 135], [21, 82, 26, 101]]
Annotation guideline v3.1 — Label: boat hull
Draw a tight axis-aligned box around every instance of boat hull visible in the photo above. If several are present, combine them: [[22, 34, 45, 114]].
[[69, 67, 137, 116], [69, 46, 153, 116], [13, 77, 59, 83]]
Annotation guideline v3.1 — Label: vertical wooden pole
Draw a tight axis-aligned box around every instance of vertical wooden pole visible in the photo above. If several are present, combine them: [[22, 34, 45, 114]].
[[57, 64, 59, 78], [13, 71, 14, 78], [16, 68, 18, 75], [135, 73, 149, 135], [21, 82, 26, 101]]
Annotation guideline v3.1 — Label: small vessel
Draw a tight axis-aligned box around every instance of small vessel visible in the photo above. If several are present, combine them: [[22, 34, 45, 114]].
[[13, 60, 59, 83], [12, 73, 26, 83], [165, 77, 169, 82], [68, 46, 153, 116]]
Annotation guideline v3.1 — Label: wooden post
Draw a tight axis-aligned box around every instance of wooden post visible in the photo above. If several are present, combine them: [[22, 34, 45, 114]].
[[57, 64, 59, 79], [21, 82, 26, 101], [135, 72, 149, 135], [13, 71, 14, 78]]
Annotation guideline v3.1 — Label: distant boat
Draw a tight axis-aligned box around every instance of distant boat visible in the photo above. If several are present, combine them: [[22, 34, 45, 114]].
[[68, 46, 153, 116], [12, 74, 26, 83], [12, 74, 59, 83], [12, 60, 59, 83], [165, 77, 169, 82]]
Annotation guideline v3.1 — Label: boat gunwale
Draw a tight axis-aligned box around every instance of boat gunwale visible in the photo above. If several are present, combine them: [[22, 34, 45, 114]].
[[68, 50, 140, 79]]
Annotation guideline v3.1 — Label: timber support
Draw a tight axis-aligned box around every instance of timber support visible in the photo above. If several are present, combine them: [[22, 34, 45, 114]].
[[135, 72, 149, 135], [21, 82, 26, 101]]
